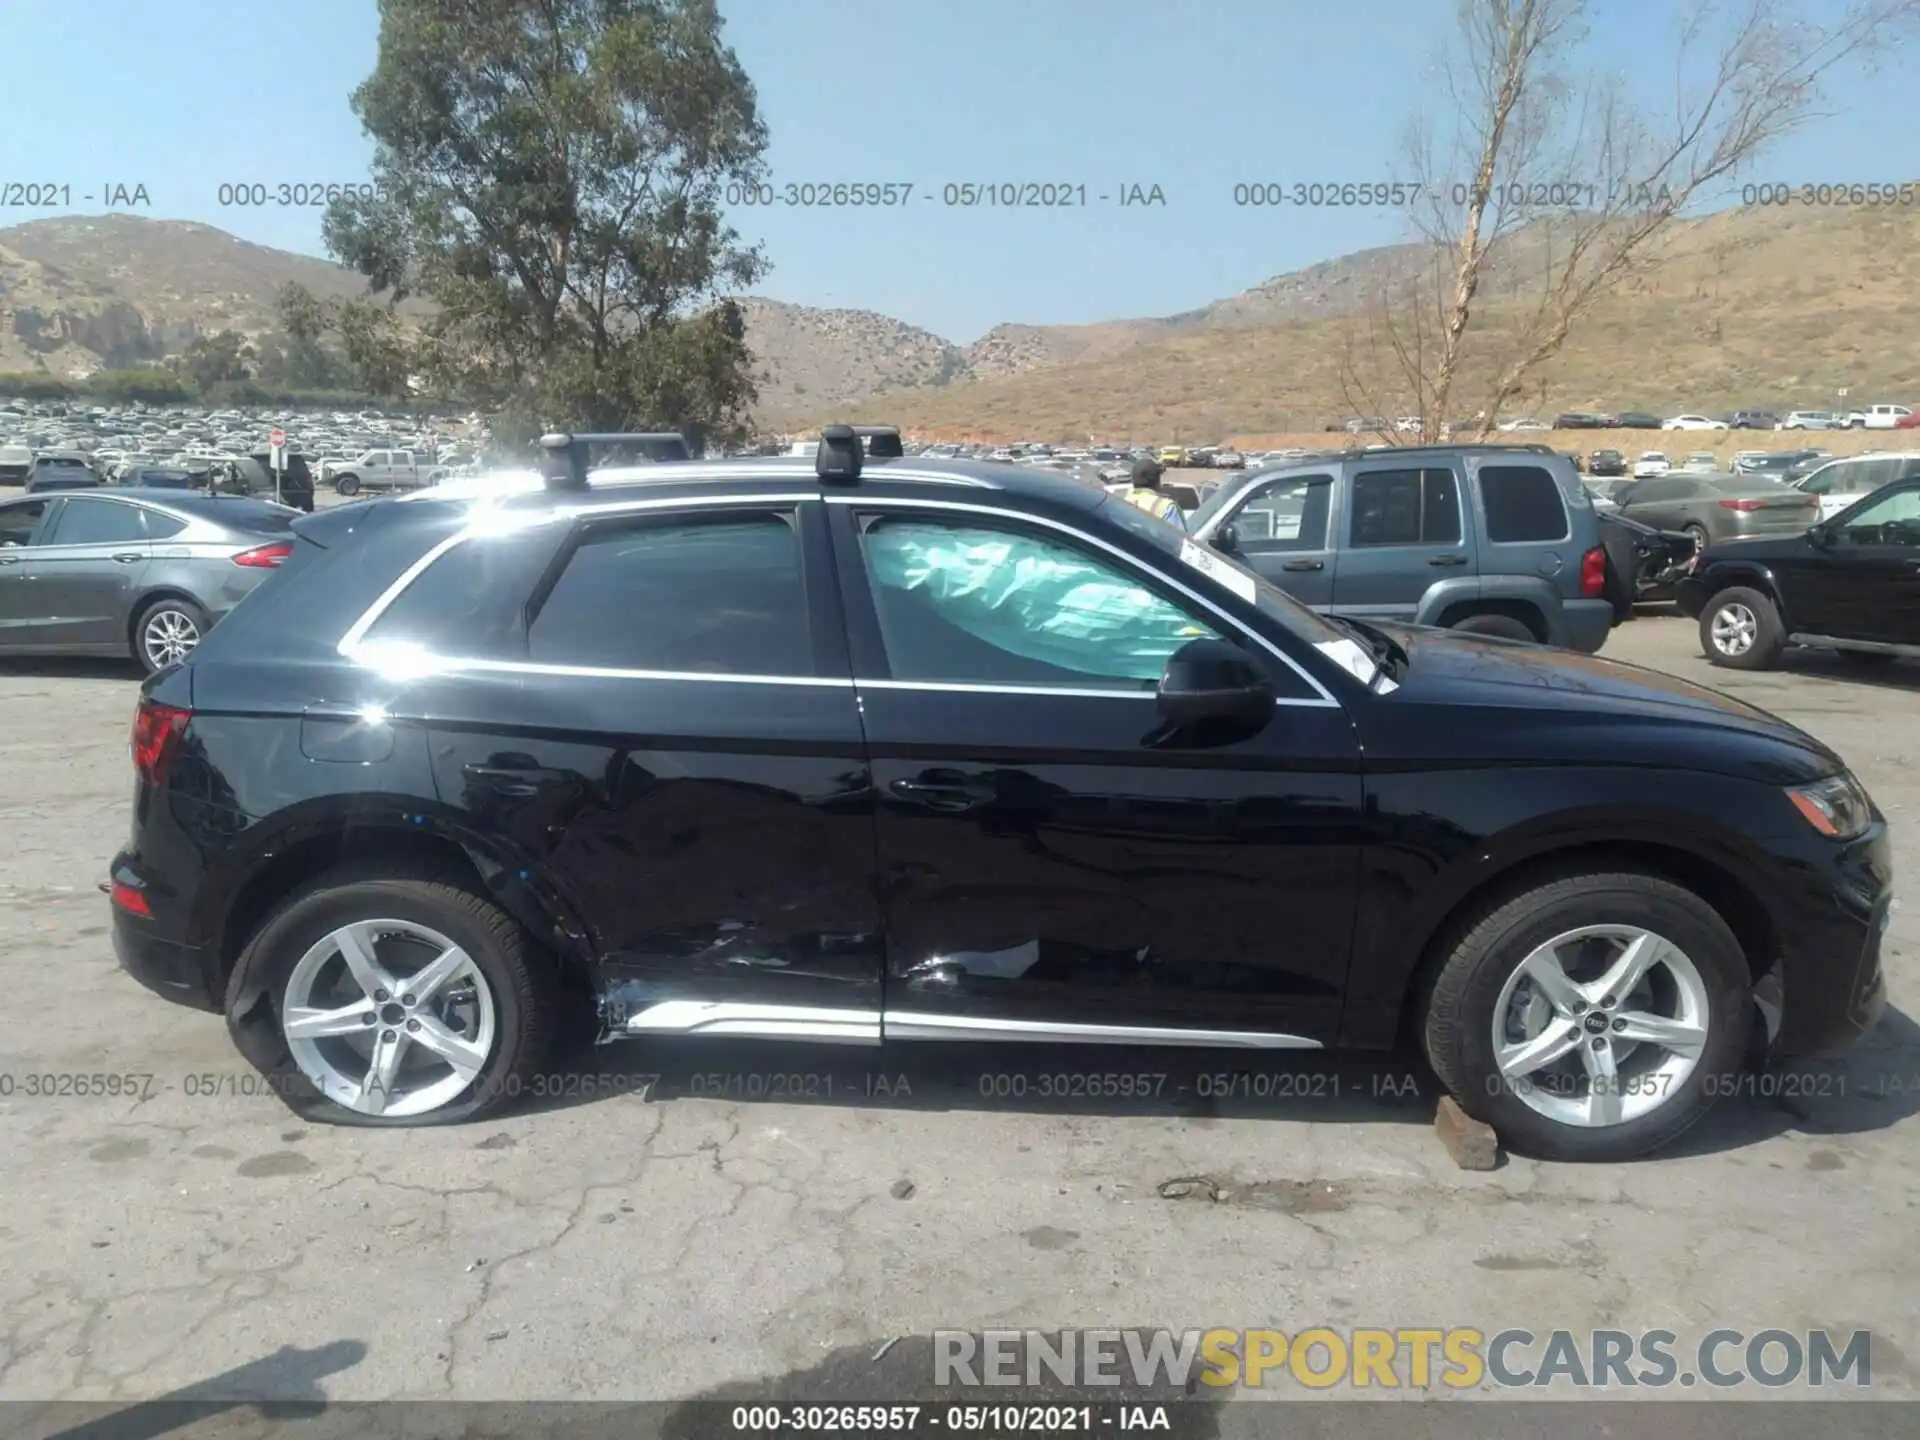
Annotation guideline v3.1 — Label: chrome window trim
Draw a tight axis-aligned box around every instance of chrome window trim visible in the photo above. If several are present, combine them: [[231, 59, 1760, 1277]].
[[826, 494, 1338, 707], [859, 679, 1156, 700], [881, 1010, 1322, 1048]]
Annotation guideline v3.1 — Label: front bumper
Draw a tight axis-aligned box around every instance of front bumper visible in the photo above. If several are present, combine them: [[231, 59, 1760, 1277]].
[[1771, 823, 1893, 1058]]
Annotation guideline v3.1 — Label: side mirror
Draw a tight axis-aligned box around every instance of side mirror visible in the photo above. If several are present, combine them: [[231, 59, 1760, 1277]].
[[1807, 521, 1830, 547], [1156, 637, 1274, 728], [1212, 523, 1240, 554]]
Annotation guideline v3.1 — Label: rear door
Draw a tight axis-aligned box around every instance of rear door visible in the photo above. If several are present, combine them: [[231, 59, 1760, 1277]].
[[1329, 462, 1468, 621], [15, 494, 153, 648], [1208, 471, 1336, 606], [351, 494, 887, 1040], [0, 497, 56, 644]]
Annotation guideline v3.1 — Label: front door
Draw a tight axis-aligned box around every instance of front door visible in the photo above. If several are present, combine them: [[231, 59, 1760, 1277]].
[[16, 495, 152, 648], [1786, 485, 1920, 641], [1210, 473, 1336, 608], [827, 498, 1365, 1048], [1330, 462, 1470, 623]]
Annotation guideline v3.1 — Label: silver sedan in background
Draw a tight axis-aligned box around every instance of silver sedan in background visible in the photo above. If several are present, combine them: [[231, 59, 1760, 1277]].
[[1612, 471, 1823, 546], [0, 489, 299, 673]]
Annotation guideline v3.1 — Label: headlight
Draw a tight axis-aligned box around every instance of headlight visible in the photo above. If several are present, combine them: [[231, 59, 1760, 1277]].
[[1786, 772, 1875, 839]]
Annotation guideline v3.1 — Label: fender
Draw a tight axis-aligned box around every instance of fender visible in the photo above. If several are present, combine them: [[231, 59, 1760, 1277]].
[[1688, 558, 1795, 630], [188, 792, 600, 971], [1413, 573, 1561, 630], [1339, 790, 1792, 1046]]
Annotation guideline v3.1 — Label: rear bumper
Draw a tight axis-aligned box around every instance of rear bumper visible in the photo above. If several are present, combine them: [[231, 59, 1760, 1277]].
[[109, 852, 221, 1012], [1556, 599, 1614, 653]]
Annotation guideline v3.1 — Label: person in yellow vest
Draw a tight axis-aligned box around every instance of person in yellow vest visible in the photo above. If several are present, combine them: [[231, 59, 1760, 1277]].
[[1122, 456, 1186, 528]]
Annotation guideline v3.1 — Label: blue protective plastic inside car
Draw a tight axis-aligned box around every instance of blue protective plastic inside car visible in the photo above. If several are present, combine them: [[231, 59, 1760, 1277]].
[[860, 520, 1216, 682]]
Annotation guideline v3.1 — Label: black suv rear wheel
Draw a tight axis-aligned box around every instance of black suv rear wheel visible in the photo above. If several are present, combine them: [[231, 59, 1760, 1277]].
[[225, 865, 553, 1126]]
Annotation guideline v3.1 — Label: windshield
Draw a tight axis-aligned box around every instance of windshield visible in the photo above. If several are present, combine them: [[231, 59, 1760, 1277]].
[[1097, 491, 1350, 649]]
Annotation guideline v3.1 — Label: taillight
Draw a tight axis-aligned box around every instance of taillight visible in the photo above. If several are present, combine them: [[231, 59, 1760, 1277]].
[[1717, 498, 1766, 512], [1579, 545, 1608, 598], [232, 541, 293, 568], [131, 700, 190, 788], [108, 880, 151, 917]]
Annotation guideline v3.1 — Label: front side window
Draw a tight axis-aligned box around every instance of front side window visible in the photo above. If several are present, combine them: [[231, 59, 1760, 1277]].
[[44, 497, 147, 546], [1350, 468, 1462, 546], [857, 516, 1220, 688], [529, 511, 811, 675], [1232, 475, 1330, 551], [1835, 486, 1920, 546]]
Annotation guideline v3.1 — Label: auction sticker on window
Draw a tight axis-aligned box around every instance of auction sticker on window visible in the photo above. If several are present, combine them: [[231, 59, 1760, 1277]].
[[1179, 538, 1258, 602]]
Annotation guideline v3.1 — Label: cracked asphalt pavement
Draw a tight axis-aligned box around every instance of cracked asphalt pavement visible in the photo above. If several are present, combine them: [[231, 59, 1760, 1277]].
[[1, 614, 1917, 1411]]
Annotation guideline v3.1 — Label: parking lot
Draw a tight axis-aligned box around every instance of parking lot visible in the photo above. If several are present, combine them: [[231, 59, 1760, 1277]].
[[1, 611, 1916, 1409]]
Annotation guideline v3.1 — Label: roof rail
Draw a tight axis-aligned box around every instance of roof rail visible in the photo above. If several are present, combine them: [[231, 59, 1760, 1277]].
[[852, 425, 903, 459], [817, 424, 862, 482], [538, 430, 693, 490]]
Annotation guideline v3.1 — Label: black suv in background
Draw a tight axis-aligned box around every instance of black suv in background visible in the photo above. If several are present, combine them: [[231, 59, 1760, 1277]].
[[217, 451, 316, 512], [1679, 477, 1920, 670], [109, 428, 1892, 1161]]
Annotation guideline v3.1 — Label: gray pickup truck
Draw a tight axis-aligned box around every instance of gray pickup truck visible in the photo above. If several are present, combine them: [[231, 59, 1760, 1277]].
[[1186, 442, 1615, 651], [320, 448, 439, 496]]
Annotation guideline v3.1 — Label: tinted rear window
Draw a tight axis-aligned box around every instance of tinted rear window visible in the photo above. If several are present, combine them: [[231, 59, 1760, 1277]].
[[528, 512, 811, 675], [1478, 465, 1569, 542], [361, 528, 559, 658], [149, 496, 299, 531]]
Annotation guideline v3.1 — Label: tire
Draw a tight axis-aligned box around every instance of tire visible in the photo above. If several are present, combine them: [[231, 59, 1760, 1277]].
[[1450, 612, 1538, 643], [333, 473, 360, 496], [1682, 522, 1710, 551], [133, 596, 210, 675], [223, 864, 553, 1127], [1422, 870, 1750, 1162], [1698, 585, 1784, 669]]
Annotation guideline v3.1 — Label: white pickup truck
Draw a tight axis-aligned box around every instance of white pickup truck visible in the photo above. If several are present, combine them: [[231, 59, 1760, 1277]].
[[1841, 404, 1914, 429], [320, 448, 441, 496]]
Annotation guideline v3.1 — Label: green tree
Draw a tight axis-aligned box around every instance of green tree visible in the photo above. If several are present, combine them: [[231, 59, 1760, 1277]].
[[175, 330, 255, 391], [322, 0, 770, 449]]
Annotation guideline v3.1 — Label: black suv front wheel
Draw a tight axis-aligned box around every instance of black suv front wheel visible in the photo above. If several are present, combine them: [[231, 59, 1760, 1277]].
[[1699, 585, 1784, 669], [226, 865, 553, 1126], [1422, 871, 1750, 1161]]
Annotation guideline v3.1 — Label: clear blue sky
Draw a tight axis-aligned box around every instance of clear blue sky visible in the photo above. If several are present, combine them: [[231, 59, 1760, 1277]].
[[3, 0, 1914, 341]]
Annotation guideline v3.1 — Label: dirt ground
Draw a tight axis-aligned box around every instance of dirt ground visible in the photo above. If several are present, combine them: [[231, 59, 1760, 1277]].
[[0, 612, 1915, 1417]]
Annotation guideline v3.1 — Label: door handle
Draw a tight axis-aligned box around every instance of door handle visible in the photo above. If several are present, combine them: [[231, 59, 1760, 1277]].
[[1281, 558, 1325, 571], [462, 762, 570, 796], [111, 552, 144, 564], [1428, 554, 1469, 566], [889, 775, 994, 813]]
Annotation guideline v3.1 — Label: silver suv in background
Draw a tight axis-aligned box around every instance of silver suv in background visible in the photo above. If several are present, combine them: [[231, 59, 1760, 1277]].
[[1187, 443, 1615, 651], [1794, 452, 1920, 521]]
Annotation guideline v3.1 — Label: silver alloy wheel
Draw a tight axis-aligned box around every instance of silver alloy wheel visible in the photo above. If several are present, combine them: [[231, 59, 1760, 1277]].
[[142, 607, 201, 668], [1491, 924, 1711, 1129], [1709, 602, 1757, 656], [281, 919, 497, 1118]]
